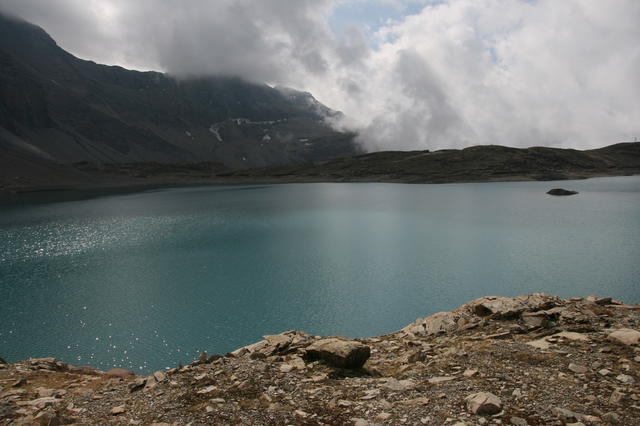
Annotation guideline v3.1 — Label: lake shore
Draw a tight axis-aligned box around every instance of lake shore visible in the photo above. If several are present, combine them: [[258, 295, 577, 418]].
[[1, 293, 638, 424]]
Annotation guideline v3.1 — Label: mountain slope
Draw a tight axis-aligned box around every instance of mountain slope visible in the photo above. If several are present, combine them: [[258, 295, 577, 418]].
[[0, 12, 359, 169]]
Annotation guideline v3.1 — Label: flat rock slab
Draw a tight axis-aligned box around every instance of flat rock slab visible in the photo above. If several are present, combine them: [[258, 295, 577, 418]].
[[608, 328, 640, 345], [304, 338, 370, 369]]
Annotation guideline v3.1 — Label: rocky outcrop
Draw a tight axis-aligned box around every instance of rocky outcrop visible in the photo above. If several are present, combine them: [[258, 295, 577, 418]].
[[401, 293, 562, 337], [0, 294, 638, 425]]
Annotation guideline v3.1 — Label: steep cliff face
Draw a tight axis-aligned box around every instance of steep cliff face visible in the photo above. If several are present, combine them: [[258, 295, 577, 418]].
[[0, 12, 359, 169]]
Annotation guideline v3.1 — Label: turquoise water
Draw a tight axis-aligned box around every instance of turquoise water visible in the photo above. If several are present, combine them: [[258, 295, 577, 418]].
[[1, 177, 639, 372]]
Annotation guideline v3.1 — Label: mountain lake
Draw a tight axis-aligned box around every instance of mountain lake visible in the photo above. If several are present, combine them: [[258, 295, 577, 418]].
[[1, 177, 639, 372]]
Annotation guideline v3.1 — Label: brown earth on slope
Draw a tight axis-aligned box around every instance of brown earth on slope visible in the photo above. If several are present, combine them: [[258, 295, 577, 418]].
[[1, 294, 638, 425]]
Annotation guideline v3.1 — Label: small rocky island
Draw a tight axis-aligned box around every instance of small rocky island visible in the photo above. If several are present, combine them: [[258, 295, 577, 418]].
[[547, 188, 579, 196], [1, 294, 638, 425]]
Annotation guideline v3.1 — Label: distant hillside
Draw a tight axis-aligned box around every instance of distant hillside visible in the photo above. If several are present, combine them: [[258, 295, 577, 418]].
[[1, 142, 638, 194], [225, 142, 640, 183], [0, 12, 359, 171]]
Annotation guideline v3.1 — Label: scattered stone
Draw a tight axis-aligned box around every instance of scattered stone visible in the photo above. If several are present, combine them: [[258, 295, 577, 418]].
[[463, 369, 478, 377], [603, 412, 621, 424], [616, 374, 635, 384], [598, 368, 612, 376], [304, 338, 370, 369], [465, 392, 502, 415], [33, 407, 65, 426], [608, 328, 640, 346], [551, 407, 586, 422], [384, 378, 417, 391], [609, 389, 625, 405], [196, 385, 218, 394], [521, 311, 554, 328], [35, 387, 55, 398], [105, 368, 135, 378], [26, 397, 59, 409], [153, 371, 167, 382], [555, 331, 590, 341], [428, 376, 455, 384], [359, 389, 380, 400], [595, 297, 613, 305], [111, 405, 126, 415], [129, 377, 147, 393], [510, 416, 528, 425], [527, 338, 551, 350], [568, 363, 588, 374], [279, 364, 294, 373]]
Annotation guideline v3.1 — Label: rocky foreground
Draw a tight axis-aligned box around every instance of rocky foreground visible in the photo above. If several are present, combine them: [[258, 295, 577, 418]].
[[1, 294, 639, 425]]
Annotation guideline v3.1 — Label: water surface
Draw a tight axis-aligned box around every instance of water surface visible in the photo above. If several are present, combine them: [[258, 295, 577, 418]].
[[1, 177, 639, 372]]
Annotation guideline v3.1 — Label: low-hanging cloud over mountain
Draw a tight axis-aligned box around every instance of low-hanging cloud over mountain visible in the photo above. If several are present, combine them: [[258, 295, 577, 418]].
[[1, 0, 638, 151]]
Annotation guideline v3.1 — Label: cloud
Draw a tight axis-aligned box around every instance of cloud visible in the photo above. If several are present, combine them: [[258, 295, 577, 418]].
[[0, 0, 638, 150], [308, 0, 640, 150], [0, 0, 336, 82]]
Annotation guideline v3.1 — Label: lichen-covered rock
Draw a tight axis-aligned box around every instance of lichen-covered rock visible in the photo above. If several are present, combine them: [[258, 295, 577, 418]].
[[304, 338, 370, 369], [465, 392, 502, 415]]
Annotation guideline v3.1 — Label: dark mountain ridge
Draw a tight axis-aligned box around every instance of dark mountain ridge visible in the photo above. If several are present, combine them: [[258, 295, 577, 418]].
[[0, 12, 359, 170]]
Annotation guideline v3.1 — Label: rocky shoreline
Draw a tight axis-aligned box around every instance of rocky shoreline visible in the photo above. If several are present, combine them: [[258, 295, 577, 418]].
[[1, 294, 639, 425]]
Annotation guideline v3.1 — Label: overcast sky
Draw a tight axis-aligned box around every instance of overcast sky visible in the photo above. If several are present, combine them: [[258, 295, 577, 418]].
[[1, 0, 638, 151]]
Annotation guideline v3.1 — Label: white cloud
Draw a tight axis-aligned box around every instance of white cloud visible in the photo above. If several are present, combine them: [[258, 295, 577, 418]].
[[304, 0, 640, 150], [1, 0, 638, 150]]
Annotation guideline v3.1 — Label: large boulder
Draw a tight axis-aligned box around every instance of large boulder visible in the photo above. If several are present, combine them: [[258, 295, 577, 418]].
[[304, 338, 370, 369]]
